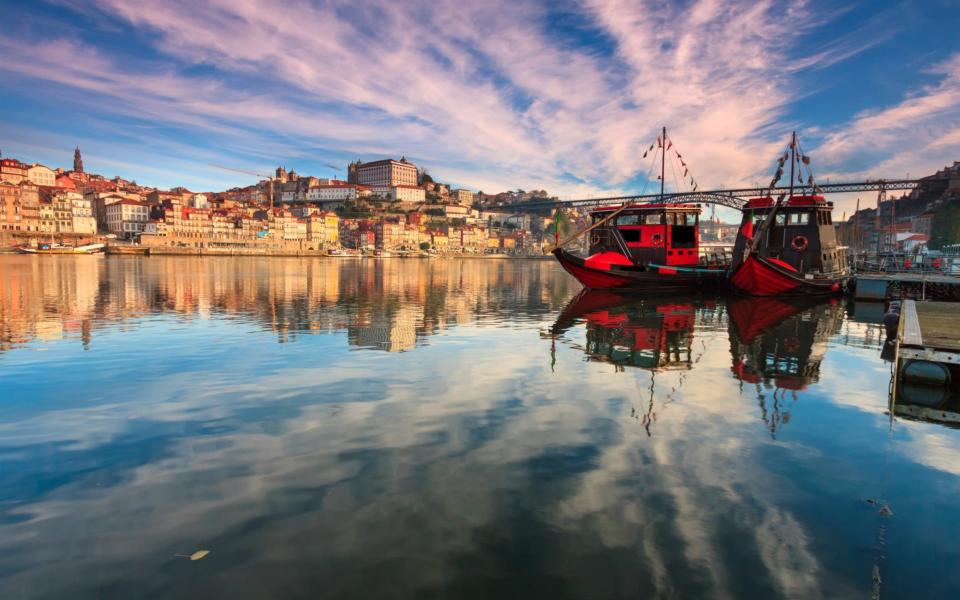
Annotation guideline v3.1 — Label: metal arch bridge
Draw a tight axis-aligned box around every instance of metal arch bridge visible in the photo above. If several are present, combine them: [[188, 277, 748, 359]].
[[494, 179, 933, 212]]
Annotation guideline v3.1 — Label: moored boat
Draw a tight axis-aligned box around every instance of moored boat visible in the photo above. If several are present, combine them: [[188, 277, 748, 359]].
[[19, 242, 105, 255], [553, 202, 727, 291], [729, 133, 851, 296], [552, 127, 728, 292]]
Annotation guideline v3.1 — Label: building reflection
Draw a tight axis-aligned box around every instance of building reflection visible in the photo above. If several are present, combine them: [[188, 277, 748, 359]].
[[728, 296, 846, 436], [0, 256, 579, 354]]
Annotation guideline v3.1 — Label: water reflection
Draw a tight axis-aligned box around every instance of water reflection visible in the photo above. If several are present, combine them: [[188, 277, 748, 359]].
[[2, 257, 960, 599], [0, 256, 577, 353], [728, 297, 846, 436], [552, 290, 713, 371]]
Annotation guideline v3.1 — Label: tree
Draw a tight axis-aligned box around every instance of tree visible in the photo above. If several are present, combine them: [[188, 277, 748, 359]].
[[418, 168, 433, 185], [930, 202, 960, 250], [419, 241, 430, 250]]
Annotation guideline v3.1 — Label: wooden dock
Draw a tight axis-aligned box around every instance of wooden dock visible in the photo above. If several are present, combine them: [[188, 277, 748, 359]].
[[855, 272, 960, 301], [891, 300, 960, 422], [900, 300, 960, 357]]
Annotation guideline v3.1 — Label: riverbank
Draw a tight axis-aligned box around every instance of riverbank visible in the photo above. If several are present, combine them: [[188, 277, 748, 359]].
[[105, 245, 553, 259]]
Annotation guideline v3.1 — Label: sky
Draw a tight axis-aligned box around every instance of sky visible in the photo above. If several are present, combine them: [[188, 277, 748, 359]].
[[1, 0, 959, 215]]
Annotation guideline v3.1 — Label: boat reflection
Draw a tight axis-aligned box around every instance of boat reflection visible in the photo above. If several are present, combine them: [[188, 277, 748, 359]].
[[728, 296, 845, 435], [553, 290, 708, 371]]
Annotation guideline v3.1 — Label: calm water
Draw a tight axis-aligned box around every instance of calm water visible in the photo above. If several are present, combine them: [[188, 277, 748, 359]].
[[1, 255, 959, 599]]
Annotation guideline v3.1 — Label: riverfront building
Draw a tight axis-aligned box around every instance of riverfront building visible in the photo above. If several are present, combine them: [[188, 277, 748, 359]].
[[105, 199, 149, 238]]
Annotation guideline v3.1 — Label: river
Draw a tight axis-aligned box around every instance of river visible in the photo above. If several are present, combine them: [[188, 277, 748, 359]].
[[0, 255, 958, 598]]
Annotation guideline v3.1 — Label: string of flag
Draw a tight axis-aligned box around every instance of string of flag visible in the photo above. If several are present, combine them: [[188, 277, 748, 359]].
[[641, 133, 698, 192]]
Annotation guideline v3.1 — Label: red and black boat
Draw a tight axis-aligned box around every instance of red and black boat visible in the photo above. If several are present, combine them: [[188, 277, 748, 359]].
[[553, 203, 728, 291], [729, 132, 852, 296], [553, 127, 728, 292]]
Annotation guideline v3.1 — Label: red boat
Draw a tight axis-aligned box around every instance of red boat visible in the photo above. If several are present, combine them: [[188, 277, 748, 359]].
[[729, 133, 851, 296], [553, 203, 728, 292]]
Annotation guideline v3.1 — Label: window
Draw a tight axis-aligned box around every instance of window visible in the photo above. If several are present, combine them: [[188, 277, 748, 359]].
[[684, 213, 698, 226], [617, 214, 640, 225], [643, 212, 663, 225], [775, 214, 786, 225], [788, 212, 809, 225]]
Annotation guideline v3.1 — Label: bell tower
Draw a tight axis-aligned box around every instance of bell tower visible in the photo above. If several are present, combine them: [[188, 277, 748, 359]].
[[73, 147, 84, 173]]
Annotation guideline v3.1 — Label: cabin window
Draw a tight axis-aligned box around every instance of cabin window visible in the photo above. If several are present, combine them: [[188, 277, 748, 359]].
[[775, 214, 786, 225], [642, 213, 663, 225], [620, 229, 641, 243], [683, 213, 697, 226], [616, 214, 640, 225], [788, 212, 809, 225]]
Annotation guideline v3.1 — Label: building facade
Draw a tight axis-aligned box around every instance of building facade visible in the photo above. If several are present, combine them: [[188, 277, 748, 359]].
[[348, 158, 418, 188], [0, 159, 27, 184], [26, 164, 56, 187], [0, 181, 22, 231], [105, 199, 149, 238], [372, 185, 426, 203]]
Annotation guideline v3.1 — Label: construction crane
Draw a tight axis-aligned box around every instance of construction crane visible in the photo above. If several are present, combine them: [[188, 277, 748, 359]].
[[209, 164, 276, 210]]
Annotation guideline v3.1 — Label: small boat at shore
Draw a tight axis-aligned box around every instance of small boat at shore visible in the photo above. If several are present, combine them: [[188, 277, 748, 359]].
[[18, 242, 105, 255], [729, 132, 851, 296]]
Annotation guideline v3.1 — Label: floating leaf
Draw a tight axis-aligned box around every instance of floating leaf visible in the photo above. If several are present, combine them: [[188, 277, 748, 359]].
[[190, 550, 210, 561]]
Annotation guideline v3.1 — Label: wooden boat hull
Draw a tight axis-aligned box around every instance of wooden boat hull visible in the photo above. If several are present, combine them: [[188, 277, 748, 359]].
[[729, 254, 848, 296], [553, 248, 726, 292]]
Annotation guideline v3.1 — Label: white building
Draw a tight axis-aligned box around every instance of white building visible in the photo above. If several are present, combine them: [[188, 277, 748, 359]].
[[188, 193, 209, 209], [105, 199, 149, 238], [26, 164, 56, 187], [70, 196, 96, 235], [306, 184, 359, 202], [372, 185, 426, 203]]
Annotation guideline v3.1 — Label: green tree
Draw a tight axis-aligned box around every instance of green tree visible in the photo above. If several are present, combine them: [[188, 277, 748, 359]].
[[930, 203, 960, 250], [419, 241, 430, 250]]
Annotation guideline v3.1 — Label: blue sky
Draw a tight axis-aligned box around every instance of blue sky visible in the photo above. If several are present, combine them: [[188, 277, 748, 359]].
[[1, 0, 959, 213]]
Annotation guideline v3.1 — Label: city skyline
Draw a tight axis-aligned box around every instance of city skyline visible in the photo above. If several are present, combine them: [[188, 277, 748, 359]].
[[1, 0, 959, 214]]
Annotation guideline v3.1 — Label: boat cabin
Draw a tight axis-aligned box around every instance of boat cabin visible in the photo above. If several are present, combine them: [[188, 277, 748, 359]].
[[733, 195, 847, 275], [589, 204, 702, 268]]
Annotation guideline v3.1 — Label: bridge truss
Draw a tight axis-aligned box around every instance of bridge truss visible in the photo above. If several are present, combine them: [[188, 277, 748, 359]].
[[499, 179, 936, 212]]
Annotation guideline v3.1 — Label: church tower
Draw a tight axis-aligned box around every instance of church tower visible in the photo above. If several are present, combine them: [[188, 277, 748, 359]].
[[73, 147, 84, 173]]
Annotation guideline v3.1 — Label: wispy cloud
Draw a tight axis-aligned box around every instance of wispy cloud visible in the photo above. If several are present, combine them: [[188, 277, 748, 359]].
[[0, 0, 946, 197], [814, 52, 960, 196]]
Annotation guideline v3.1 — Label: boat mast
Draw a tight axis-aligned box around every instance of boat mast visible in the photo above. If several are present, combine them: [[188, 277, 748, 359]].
[[788, 131, 796, 202], [660, 126, 666, 200]]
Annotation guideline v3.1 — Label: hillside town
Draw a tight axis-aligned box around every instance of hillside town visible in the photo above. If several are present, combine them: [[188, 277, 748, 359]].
[[0, 148, 576, 255]]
